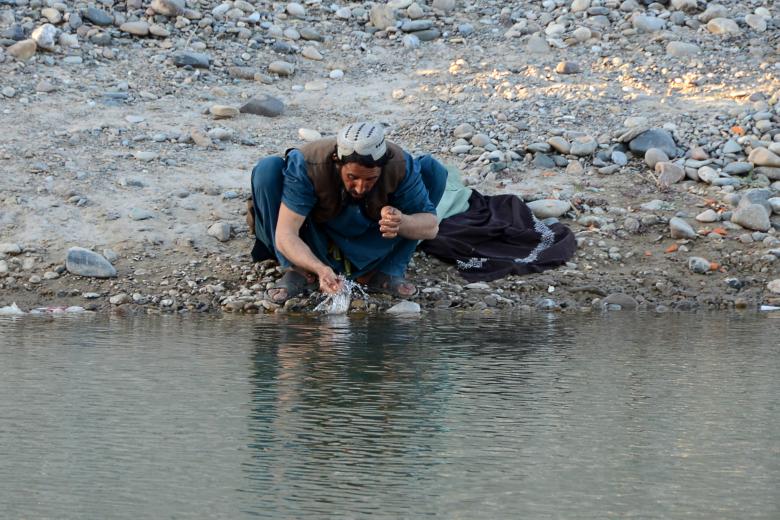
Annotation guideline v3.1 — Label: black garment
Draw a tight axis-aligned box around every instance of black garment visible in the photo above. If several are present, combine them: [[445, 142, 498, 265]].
[[420, 191, 577, 282]]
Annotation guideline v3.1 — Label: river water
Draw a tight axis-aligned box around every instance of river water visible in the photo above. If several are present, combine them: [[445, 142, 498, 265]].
[[1, 311, 778, 519]]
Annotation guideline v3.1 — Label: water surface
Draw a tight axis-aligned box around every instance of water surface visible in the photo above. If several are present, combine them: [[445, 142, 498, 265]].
[[1, 312, 778, 519]]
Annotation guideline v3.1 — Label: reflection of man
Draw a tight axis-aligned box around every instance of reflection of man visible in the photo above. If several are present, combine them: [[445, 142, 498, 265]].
[[247, 122, 448, 303]]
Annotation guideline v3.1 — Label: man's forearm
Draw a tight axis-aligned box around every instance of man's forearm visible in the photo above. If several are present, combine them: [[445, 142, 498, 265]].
[[276, 232, 329, 276], [398, 212, 439, 240]]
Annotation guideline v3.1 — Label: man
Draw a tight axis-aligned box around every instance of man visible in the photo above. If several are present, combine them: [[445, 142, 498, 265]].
[[248, 122, 448, 303]]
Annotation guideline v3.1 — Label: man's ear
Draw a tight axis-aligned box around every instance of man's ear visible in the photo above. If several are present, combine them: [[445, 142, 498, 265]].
[[331, 152, 340, 163]]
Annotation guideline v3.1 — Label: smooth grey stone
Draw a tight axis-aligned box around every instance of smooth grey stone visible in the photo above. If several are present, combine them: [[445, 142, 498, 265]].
[[731, 204, 770, 232], [555, 61, 581, 74], [669, 216, 697, 238], [602, 293, 638, 310], [151, 0, 185, 17], [687, 256, 711, 274], [272, 41, 294, 54], [738, 188, 773, 211], [458, 23, 474, 36], [386, 301, 421, 314], [240, 95, 284, 117], [66, 247, 117, 278], [173, 52, 210, 68], [611, 151, 628, 165], [0, 243, 22, 254], [208, 222, 231, 242], [526, 199, 570, 219], [90, 33, 112, 46], [402, 34, 420, 48], [533, 153, 556, 169], [401, 20, 433, 32], [570, 136, 597, 156], [754, 167, 780, 181], [629, 129, 678, 158], [552, 155, 569, 167], [633, 15, 665, 32], [666, 41, 699, 57], [722, 139, 742, 154], [299, 28, 323, 41], [528, 142, 552, 153], [645, 148, 669, 168], [411, 28, 440, 41], [723, 162, 753, 175], [84, 7, 113, 26]]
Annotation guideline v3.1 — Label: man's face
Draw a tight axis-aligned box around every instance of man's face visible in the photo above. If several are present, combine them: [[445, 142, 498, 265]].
[[340, 163, 381, 199]]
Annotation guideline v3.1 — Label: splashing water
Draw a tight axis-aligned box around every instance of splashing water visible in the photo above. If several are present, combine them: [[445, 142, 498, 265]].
[[314, 277, 369, 315]]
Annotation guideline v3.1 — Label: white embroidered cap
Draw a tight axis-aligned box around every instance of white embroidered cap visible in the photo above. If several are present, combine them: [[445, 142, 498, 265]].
[[336, 122, 387, 161]]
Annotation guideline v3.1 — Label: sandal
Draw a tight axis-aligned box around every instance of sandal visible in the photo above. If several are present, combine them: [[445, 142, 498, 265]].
[[268, 269, 317, 304], [366, 272, 417, 298]]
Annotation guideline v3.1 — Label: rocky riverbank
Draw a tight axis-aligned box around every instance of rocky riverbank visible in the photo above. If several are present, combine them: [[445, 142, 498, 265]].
[[1, 0, 779, 316]]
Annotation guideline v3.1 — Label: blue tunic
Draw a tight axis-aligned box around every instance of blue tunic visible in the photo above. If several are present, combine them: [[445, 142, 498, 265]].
[[251, 150, 448, 278]]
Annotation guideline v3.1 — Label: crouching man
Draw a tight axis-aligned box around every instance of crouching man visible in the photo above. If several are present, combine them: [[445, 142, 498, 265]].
[[247, 121, 448, 303]]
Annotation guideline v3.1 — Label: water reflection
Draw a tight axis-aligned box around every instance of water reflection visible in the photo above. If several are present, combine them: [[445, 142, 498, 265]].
[[0, 312, 778, 519]]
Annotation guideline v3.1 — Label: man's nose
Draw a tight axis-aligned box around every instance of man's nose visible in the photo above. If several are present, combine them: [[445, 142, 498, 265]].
[[354, 180, 367, 193]]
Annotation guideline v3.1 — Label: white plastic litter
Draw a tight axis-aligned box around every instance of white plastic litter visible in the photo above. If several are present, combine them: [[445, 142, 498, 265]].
[[760, 305, 780, 311], [0, 303, 25, 315], [314, 277, 367, 314]]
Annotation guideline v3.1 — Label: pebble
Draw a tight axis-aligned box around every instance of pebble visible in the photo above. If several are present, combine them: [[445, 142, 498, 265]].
[[526, 199, 571, 219], [370, 5, 396, 30], [656, 162, 685, 187], [329, 69, 344, 80], [151, 0, 185, 17], [633, 15, 665, 33], [173, 52, 210, 69], [644, 149, 668, 168], [723, 162, 753, 176], [745, 14, 767, 32], [298, 128, 322, 141], [601, 293, 638, 310], [696, 209, 719, 223], [269, 61, 295, 76], [731, 204, 771, 232], [386, 301, 421, 315], [207, 222, 231, 242], [555, 61, 581, 75], [84, 7, 113, 26], [65, 247, 117, 278], [286, 2, 306, 18], [688, 257, 712, 274], [547, 137, 570, 154], [120, 21, 150, 37], [109, 293, 130, 305], [0, 243, 22, 254], [748, 148, 780, 168], [697, 166, 720, 184], [707, 18, 741, 36], [630, 129, 678, 158], [302, 46, 323, 60], [134, 151, 158, 162], [669, 216, 697, 239], [768, 280, 780, 294], [31, 24, 57, 51], [8, 39, 37, 61], [570, 135, 597, 156], [403, 34, 420, 49], [210, 105, 240, 118], [240, 95, 285, 117], [666, 41, 700, 58], [471, 134, 491, 147]]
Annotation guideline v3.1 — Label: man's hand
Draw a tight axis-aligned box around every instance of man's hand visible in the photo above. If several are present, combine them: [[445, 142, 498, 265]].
[[317, 266, 343, 294], [379, 206, 403, 239]]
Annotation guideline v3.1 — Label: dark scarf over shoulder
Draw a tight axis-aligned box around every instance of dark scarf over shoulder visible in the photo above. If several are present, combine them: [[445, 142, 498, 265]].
[[286, 138, 407, 223]]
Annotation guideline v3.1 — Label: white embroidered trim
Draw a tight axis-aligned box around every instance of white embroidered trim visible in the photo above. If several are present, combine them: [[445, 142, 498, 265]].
[[457, 257, 487, 270], [456, 216, 555, 270], [513, 216, 555, 265]]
